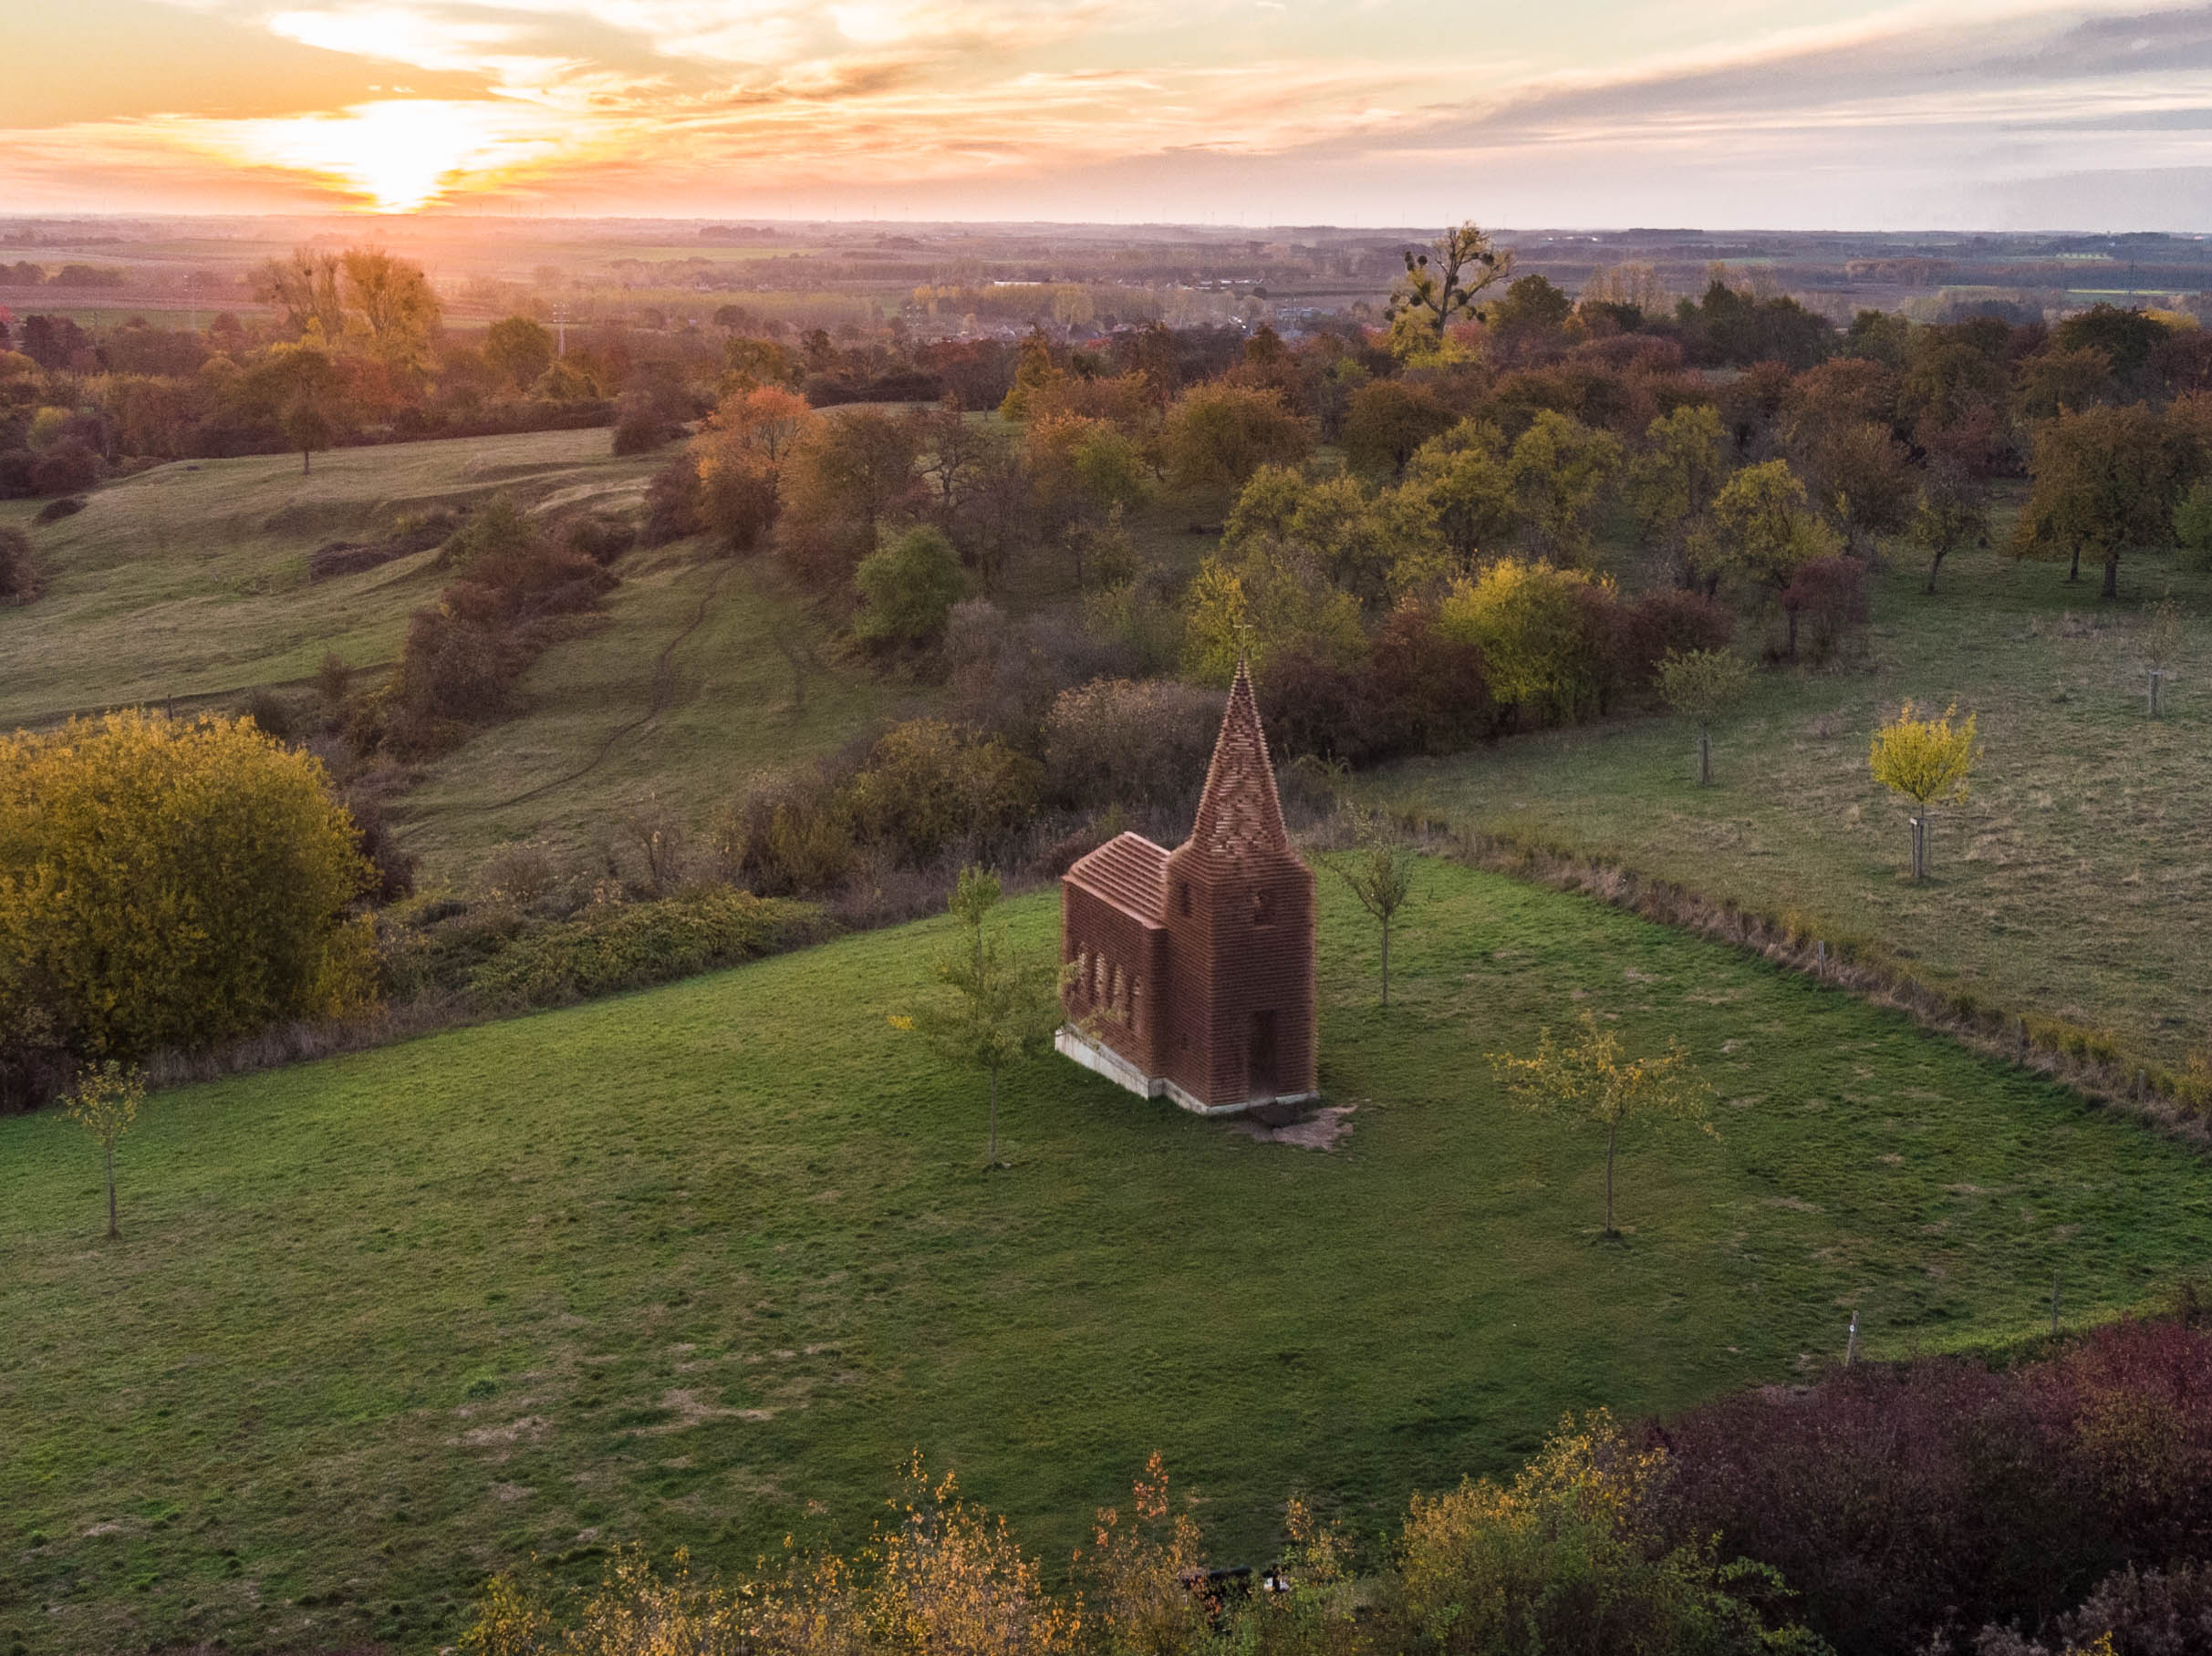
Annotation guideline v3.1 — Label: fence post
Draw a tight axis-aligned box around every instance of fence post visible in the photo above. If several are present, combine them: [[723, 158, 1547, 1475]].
[[1845, 1309, 1859, 1366], [1816, 939, 1826, 978]]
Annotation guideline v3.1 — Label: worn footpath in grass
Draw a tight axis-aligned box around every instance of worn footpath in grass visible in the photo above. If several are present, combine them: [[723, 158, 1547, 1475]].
[[392, 543, 897, 888], [1380, 529, 2212, 1070], [0, 429, 664, 727], [5, 859, 2207, 1654]]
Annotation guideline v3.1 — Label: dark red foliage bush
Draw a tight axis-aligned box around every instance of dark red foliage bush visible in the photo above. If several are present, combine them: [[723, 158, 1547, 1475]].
[[1622, 587, 1735, 686], [27, 439, 99, 496], [1360, 604, 1492, 755], [1779, 554, 1871, 661], [1646, 1320, 2212, 1656]]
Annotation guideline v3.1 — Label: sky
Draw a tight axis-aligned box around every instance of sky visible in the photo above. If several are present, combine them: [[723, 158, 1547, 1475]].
[[2, 0, 2211, 228]]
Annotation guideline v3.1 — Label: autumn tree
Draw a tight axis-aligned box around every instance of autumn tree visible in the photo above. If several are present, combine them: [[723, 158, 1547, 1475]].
[[1159, 382, 1312, 494], [1324, 808, 1418, 1006], [0, 711, 375, 1071], [1656, 648, 1753, 787], [1908, 460, 1990, 595], [484, 316, 555, 390], [1404, 419, 1517, 566], [339, 249, 441, 372], [1385, 222, 1512, 353], [895, 867, 1065, 1166], [2010, 404, 2185, 598], [692, 385, 815, 554], [1508, 410, 1623, 565], [251, 248, 346, 341], [1791, 418, 1916, 560], [1341, 378, 1458, 481], [1707, 460, 1840, 657], [1628, 404, 1730, 590], [1489, 1011, 1710, 1238], [1868, 701, 1979, 883], [65, 1060, 143, 1239]]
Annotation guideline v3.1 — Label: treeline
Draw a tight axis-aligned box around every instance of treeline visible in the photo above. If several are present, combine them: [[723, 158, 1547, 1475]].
[[467, 1313, 2212, 1656], [0, 245, 713, 493]]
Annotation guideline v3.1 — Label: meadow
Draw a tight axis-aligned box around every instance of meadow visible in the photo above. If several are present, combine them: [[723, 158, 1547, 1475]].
[[1381, 528, 2212, 1071], [0, 429, 664, 726], [5, 861, 2207, 1655]]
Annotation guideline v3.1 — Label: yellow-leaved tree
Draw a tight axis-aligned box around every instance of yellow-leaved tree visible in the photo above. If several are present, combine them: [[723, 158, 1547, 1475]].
[[1437, 558, 1606, 726], [0, 711, 374, 1098], [1868, 701, 1980, 882], [1490, 1011, 1710, 1238], [65, 1059, 143, 1239]]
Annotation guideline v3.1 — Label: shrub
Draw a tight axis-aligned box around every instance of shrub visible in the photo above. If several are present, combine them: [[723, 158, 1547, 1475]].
[[853, 523, 965, 649], [846, 719, 1041, 862], [729, 770, 859, 897], [561, 514, 636, 565], [437, 496, 536, 571], [467, 889, 820, 1008], [641, 454, 702, 546], [1437, 557, 1614, 724], [1624, 588, 1736, 686], [697, 450, 780, 554], [1393, 1411, 1808, 1656], [610, 398, 672, 455], [1362, 603, 1494, 755], [237, 687, 299, 742], [1043, 678, 1223, 809], [1779, 556, 1871, 663], [1648, 1320, 2212, 1656], [0, 712, 374, 1079], [27, 439, 99, 496], [0, 524, 38, 604]]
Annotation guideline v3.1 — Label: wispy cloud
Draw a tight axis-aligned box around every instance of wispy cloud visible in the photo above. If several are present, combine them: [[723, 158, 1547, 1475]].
[[3, 0, 2210, 223]]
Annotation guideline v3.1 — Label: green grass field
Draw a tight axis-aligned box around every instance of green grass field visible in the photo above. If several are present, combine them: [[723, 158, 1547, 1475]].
[[6, 860, 2207, 1654], [0, 429, 665, 726], [1380, 533, 2212, 1071]]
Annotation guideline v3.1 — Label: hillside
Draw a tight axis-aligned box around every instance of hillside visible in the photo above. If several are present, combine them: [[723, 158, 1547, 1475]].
[[5, 860, 2205, 1654], [0, 429, 668, 724]]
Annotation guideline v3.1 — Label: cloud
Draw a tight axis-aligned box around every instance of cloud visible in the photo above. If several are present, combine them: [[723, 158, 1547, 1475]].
[[5, 0, 2212, 223]]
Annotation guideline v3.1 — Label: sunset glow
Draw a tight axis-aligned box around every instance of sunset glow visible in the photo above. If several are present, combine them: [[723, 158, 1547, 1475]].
[[229, 99, 564, 212], [2, 0, 2210, 224]]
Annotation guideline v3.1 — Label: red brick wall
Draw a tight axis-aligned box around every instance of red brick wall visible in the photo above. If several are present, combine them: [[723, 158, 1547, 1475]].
[[1158, 845, 1316, 1107], [1061, 883, 1170, 1077]]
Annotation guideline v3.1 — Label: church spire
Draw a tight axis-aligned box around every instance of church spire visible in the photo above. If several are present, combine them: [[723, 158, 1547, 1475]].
[[1188, 659, 1291, 861]]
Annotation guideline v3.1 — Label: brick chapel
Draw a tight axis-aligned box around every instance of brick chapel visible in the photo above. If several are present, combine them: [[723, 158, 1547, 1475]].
[[1055, 663, 1318, 1114]]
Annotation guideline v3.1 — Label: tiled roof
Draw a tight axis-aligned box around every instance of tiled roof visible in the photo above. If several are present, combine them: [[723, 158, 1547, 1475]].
[[1188, 661, 1291, 862], [1066, 832, 1168, 922]]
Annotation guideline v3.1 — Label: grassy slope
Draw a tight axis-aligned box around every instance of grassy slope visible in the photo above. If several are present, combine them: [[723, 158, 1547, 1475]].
[[1380, 533, 2212, 1070], [0, 428, 899, 889], [5, 862, 2207, 1654], [0, 429, 664, 726], [394, 544, 898, 887]]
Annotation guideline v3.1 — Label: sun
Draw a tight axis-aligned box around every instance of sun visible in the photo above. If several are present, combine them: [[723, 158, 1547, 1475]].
[[234, 99, 556, 212]]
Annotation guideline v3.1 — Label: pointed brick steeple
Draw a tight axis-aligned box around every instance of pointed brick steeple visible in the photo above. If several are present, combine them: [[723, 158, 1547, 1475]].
[[1188, 660, 1290, 863]]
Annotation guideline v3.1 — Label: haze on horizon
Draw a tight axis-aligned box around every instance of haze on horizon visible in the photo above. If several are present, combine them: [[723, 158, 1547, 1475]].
[[3, 0, 2211, 232]]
